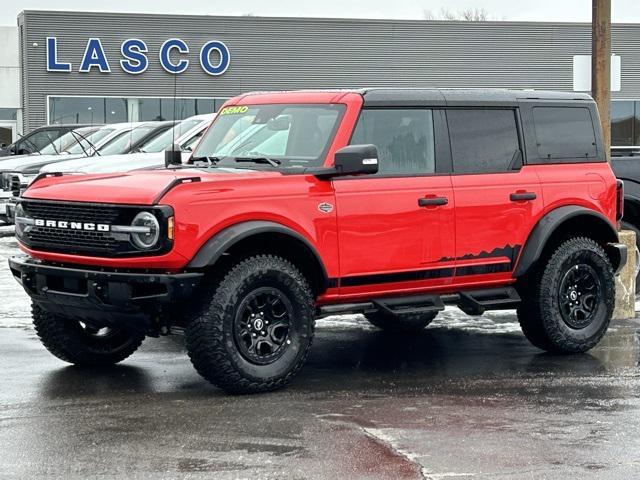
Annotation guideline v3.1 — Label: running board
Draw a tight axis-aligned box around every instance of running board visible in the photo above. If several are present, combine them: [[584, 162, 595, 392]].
[[318, 287, 520, 318], [457, 287, 521, 316], [373, 295, 445, 317]]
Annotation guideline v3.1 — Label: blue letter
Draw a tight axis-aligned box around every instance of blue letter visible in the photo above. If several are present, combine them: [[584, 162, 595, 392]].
[[200, 40, 230, 76], [120, 38, 148, 74], [79, 38, 111, 73], [159, 38, 189, 74], [46, 37, 71, 72]]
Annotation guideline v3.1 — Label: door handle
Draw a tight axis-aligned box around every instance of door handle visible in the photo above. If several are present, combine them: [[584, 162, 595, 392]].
[[418, 196, 448, 207], [510, 192, 537, 202]]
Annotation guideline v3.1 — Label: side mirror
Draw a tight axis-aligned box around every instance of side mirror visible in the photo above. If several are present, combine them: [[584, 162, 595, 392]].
[[164, 143, 182, 167], [311, 144, 379, 179], [0, 143, 6, 149], [333, 144, 379, 176]]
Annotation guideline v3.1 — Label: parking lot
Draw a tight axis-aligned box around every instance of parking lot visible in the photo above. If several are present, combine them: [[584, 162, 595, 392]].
[[2, 227, 640, 479]]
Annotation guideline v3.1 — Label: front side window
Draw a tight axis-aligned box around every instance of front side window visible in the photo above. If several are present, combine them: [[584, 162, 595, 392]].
[[193, 104, 344, 168], [350, 109, 435, 175], [532, 106, 597, 160], [448, 109, 521, 174]]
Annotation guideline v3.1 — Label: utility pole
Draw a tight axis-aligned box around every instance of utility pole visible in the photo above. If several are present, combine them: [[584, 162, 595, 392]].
[[592, 0, 611, 161]]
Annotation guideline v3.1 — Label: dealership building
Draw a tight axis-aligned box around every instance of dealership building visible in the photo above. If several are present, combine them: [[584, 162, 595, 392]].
[[1, 10, 640, 147]]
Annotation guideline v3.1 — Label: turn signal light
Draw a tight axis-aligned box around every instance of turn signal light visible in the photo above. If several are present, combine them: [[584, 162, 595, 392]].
[[168, 216, 175, 240]]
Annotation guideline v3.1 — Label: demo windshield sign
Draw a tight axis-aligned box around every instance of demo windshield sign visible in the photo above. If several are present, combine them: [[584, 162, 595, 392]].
[[46, 37, 230, 75]]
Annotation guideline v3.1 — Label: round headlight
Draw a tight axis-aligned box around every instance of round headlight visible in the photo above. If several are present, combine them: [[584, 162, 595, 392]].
[[130, 212, 160, 250]]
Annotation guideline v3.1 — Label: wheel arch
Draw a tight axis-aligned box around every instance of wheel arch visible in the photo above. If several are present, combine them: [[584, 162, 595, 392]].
[[514, 206, 621, 278], [188, 220, 332, 295]]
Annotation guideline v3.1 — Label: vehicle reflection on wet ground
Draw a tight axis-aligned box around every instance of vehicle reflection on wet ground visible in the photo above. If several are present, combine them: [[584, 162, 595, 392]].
[[1, 230, 640, 479]]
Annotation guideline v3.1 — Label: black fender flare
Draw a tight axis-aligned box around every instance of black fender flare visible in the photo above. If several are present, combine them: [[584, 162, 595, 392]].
[[187, 220, 330, 287], [513, 206, 620, 277]]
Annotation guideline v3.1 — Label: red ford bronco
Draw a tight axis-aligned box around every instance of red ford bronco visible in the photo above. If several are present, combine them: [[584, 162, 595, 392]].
[[9, 89, 626, 393]]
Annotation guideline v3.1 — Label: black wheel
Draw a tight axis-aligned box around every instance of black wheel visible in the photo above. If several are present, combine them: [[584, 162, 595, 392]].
[[364, 311, 438, 332], [621, 221, 640, 294], [517, 237, 614, 353], [32, 303, 144, 365], [185, 255, 315, 394]]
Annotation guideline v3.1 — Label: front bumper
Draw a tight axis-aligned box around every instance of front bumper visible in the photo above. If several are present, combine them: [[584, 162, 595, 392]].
[[9, 255, 203, 333], [0, 191, 11, 222]]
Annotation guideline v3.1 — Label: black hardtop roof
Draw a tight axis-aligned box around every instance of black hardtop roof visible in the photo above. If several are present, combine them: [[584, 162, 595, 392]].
[[359, 88, 593, 107]]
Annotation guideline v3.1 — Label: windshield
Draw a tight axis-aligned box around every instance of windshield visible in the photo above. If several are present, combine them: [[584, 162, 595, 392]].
[[39, 128, 96, 155], [193, 104, 345, 167], [140, 119, 204, 153], [65, 128, 115, 154], [97, 125, 158, 156]]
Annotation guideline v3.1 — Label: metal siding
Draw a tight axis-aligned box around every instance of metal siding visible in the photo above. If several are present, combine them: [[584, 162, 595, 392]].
[[20, 10, 640, 132]]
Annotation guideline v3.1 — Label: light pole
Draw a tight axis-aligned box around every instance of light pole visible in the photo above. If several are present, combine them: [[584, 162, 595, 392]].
[[592, 0, 611, 162]]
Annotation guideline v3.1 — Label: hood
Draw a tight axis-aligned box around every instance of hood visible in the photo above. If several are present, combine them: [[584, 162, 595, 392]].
[[0, 153, 33, 162], [40, 152, 166, 174], [22, 168, 277, 205], [0, 153, 84, 172]]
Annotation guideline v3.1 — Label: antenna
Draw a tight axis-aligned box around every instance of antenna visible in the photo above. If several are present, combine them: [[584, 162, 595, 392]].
[[165, 61, 181, 167], [172, 63, 178, 148]]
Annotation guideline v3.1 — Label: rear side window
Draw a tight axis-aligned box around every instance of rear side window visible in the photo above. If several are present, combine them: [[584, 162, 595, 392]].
[[350, 109, 435, 175], [532, 106, 597, 160], [447, 109, 521, 174]]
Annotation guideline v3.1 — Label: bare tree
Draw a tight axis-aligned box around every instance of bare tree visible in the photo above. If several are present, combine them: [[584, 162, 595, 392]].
[[423, 7, 501, 21]]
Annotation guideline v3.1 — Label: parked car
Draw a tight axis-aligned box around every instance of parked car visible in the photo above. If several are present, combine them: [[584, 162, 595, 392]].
[[9, 89, 625, 394], [37, 115, 213, 175], [610, 151, 640, 291], [0, 123, 143, 222], [0, 124, 91, 157]]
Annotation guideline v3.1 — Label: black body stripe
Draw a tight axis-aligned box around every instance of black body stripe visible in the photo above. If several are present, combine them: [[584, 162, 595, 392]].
[[337, 262, 512, 288], [455, 262, 512, 276], [340, 267, 455, 287]]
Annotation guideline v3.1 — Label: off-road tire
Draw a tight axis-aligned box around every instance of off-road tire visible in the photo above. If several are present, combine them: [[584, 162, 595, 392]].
[[517, 237, 614, 353], [185, 255, 315, 394], [32, 303, 144, 365], [364, 311, 438, 332]]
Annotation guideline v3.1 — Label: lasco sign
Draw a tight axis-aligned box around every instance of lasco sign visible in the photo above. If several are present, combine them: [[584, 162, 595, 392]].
[[46, 37, 230, 75]]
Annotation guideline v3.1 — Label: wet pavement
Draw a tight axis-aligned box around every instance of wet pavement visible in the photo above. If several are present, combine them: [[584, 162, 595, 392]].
[[2, 228, 640, 479]]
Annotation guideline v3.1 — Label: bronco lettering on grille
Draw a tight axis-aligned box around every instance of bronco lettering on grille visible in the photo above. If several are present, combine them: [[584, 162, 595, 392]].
[[34, 219, 110, 232]]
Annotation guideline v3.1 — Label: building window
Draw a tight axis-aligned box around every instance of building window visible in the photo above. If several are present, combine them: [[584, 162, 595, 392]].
[[611, 101, 640, 147], [48, 96, 227, 125], [0, 108, 18, 121]]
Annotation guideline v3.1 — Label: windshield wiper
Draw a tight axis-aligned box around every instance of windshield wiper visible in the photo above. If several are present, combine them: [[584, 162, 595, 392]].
[[68, 130, 101, 156], [234, 157, 281, 167], [190, 156, 222, 166]]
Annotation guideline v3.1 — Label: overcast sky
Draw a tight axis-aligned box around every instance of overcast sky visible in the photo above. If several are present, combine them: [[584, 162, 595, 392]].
[[2, 0, 639, 25]]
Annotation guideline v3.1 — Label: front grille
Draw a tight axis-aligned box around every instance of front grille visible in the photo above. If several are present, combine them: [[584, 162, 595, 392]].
[[22, 201, 121, 224], [26, 227, 119, 254], [17, 199, 173, 257], [10, 176, 21, 197], [1, 174, 10, 191]]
